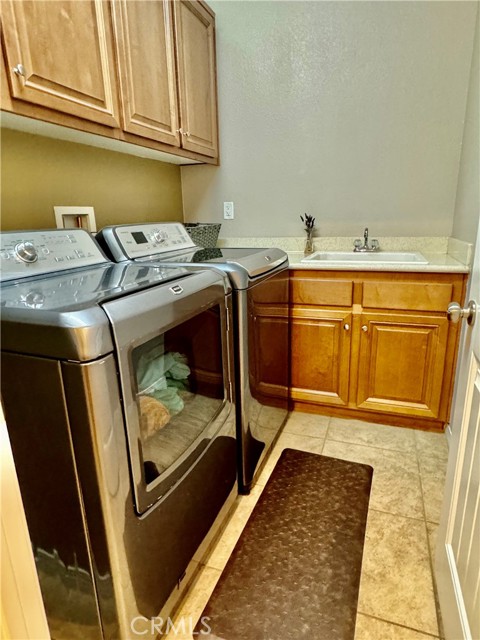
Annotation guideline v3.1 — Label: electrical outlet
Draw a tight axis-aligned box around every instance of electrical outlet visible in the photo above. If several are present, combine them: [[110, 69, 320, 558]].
[[223, 202, 234, 219]]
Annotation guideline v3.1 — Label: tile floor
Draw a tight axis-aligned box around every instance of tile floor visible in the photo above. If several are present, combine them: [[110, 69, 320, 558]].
[[166, 412, 449, 640]]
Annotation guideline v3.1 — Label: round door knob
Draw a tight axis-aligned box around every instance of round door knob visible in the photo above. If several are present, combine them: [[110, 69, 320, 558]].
[[447, 301, 476, 326], [344, 323, 350, 331], [13, 64, 26, 77], [361, 325, 368, 332], [14, 241, 38, 263]]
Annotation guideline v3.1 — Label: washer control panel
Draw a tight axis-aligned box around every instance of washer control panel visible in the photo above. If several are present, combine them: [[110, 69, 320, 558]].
[[0, 229, 108, 281], [97, 223, 196, 261]]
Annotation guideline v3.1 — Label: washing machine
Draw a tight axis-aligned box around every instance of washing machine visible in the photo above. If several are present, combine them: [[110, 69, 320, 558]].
[[0, 228, 236, 639]]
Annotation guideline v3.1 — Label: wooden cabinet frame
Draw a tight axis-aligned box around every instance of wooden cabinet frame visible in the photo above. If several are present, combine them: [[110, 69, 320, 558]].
[[0, 0, 219, 165], [1, 0, 121, 127], [289, 269, 468, 431]]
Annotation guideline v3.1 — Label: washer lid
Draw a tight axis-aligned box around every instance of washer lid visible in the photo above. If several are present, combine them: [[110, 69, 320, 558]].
[[150, 246, 288, 289], [0, 262, 194, 360]]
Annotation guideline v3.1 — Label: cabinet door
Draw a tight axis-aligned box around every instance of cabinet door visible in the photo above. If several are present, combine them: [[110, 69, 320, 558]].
[[173, 0, 218, 158], [112, 0, 181, 146], [290, 309, 352, 407], [1, 0, 120, 127], [356, 313, 449, 419]]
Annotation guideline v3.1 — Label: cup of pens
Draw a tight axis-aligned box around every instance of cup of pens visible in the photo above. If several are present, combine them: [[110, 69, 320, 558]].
[[301, 213, 315, 255]]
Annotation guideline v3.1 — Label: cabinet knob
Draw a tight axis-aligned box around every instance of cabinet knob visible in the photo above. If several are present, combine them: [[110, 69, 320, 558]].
[[447, 301, 476, 326], [13, 64, 26, 77], [183, 131, 190, 137], [176, 128, 183, 134], [344, 323, 350, 331], [361, 325, 368, 332]]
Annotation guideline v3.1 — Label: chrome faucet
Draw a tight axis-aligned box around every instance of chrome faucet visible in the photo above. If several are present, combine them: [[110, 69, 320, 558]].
[[354, 227, 379, 252]]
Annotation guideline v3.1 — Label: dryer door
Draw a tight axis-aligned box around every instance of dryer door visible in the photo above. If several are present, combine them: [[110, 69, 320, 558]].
[[102, 270, 234, 514]]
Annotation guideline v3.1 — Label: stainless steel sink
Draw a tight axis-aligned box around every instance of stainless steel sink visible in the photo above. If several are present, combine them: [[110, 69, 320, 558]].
[[301, 251, 429, 264]]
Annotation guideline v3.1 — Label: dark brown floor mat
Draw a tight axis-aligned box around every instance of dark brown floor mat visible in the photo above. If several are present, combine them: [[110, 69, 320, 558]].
[[195, 448, 373, 640]]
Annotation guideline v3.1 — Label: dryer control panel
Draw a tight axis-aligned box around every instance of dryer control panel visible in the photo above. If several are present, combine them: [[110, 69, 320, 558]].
[[97, 223, 196, 261], [0, 229, 108, 281]]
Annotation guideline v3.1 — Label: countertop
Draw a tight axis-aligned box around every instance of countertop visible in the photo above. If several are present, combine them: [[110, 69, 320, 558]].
[[287, 251, 470, 273], [217, 236, 471, 274]]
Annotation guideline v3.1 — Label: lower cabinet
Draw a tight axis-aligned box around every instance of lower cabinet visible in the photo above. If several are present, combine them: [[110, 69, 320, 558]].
[[356, 312, 449, 419], [289, 270, 467, 430], [290, 309, 351, 407]]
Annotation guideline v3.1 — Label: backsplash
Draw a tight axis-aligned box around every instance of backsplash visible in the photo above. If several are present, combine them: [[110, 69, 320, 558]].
[[218, 236, 450, 254]]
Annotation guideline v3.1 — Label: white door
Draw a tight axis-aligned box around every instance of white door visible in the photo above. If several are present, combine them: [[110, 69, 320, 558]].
[[436, 221, 480, 640]]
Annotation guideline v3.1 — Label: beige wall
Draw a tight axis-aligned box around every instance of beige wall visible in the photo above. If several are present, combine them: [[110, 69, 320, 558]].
[[0, 129, 183, 231], [181, 1, 478, 238], [452, 5, 480, 245]]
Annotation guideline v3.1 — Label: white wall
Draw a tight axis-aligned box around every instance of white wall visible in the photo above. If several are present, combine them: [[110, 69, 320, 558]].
[[181, 1, 478, 238], [452, 5, 480, 244]]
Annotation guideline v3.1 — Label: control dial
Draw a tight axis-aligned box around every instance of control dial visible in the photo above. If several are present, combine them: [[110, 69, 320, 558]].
[[21, 290, 45, 309], [14, 241, 38, 263], [152, 230, 167, 244]]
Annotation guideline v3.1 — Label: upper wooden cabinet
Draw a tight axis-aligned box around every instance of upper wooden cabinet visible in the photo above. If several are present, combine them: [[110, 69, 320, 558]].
[[173, 0, 218, 158], [112, 0, 181, 146], [1, 0, 219, 163], [1, 0, 121, 128]]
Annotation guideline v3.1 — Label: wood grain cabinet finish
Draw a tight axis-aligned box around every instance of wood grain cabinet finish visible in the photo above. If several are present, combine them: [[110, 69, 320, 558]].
[[290, 309, 352, 407], [356, 312, 449, 419], [1, 0, 219, 163], [112, 0, 181, 146], [1, 0, 121, 127], [289, 270, 467, 431], [173, 0, 218, 158]]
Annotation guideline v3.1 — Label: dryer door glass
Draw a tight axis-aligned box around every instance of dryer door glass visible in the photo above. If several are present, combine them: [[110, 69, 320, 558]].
[[132, 304, 226, 496]]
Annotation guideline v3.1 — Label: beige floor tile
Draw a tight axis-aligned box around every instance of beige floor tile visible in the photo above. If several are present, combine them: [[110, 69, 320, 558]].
[[426, 522, 439, 558], [255, 432, 325, 486], [358, 510, 439, 636], [164, 565, 222, 640], [355, 613, 439, 640], [322, 440, 424, 519], [328, 417, 417, 453], [415, 430, 449, 462], [416, 430, 448, 523], [425, 522, 446, 639], [257, 404, 289, 430], [283, 410, 329, 438], [419, 462, 447, 525]]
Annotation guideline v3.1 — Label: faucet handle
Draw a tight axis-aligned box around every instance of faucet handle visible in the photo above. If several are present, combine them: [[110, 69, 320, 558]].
[[354, 239, 362, 251], [371, 239, 379, 250]]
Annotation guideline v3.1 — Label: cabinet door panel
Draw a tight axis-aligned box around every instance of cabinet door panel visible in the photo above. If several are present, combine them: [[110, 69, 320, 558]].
[[2, 0, 120, 127], [290, 310, 351, 406], [113, 0, 180, 145], [357, 313, 449, 418], [174, 0, 218, 158]]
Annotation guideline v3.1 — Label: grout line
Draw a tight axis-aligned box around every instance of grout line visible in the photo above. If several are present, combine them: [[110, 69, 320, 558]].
[[324, 415, 332, 441], [325, 434, 418, 457], [357, 612, 440, 639], [415, 440, 445, 640], [368, 507, 427, 524]]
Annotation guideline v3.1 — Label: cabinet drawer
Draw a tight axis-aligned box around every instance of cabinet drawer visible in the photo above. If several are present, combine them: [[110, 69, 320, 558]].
[[362, 281, 453, 312], [290, 278, 353, 307]]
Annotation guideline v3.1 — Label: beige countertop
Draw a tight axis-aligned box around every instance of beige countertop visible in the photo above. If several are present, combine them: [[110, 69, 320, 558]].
[[217, 236, 471, 274], [287, 251, 469, 273]]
